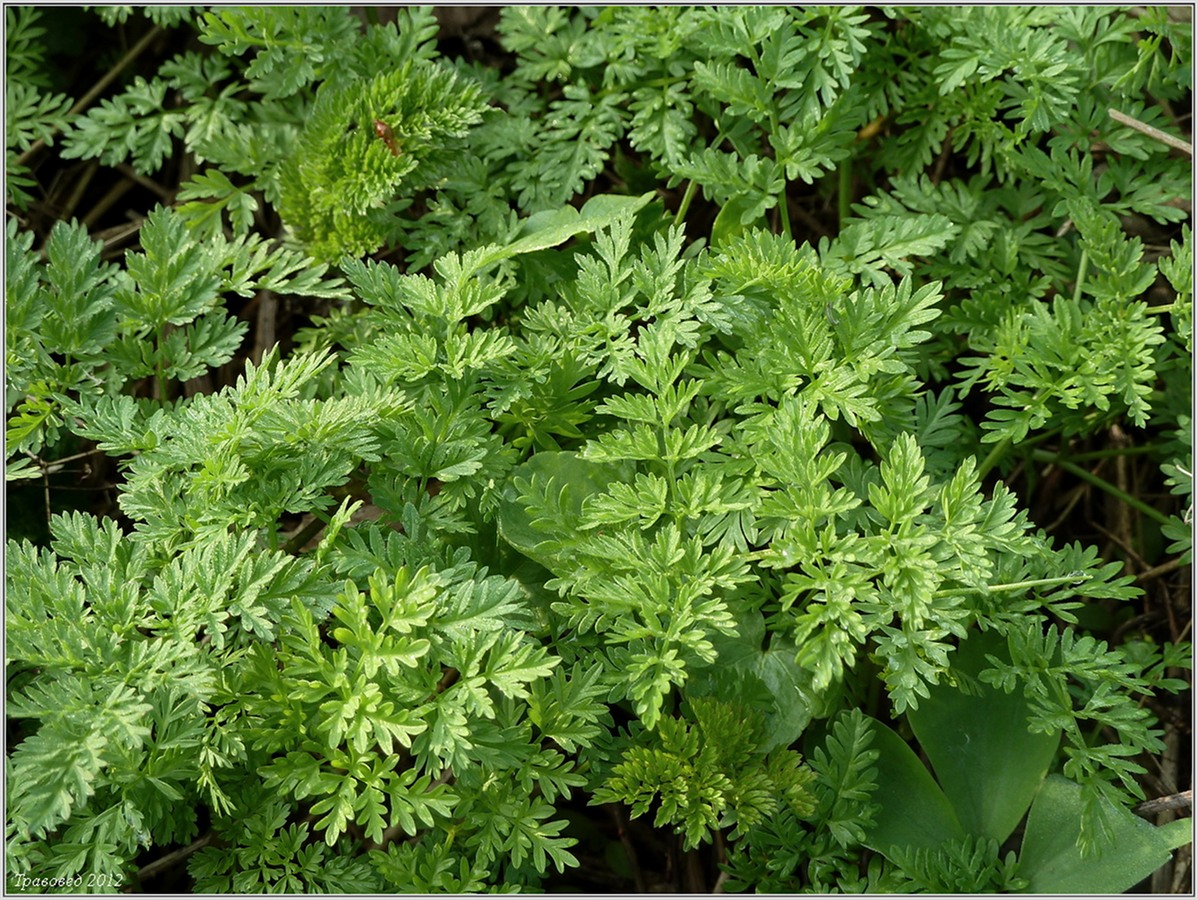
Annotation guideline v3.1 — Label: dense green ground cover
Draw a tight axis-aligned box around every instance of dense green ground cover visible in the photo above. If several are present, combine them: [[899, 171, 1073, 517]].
[[6, 6, 1192, 893]]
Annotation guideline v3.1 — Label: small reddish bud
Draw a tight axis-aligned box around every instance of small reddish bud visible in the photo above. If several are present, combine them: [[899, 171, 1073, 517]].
[[373, 119, 399, 156]]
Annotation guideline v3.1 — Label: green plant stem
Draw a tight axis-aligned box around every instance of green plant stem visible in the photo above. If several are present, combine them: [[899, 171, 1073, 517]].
[[977, 438, 1012, 480], [939, 573, 1086, 597], [740, 41, 792, 240], [674, 180, 699, 226], [838, 159, 852, 228], [675, 119, 735, 229], [1069, 444, 1159, 462], [1030, 449, 1172, 527], [865, 657, 884, 717], [1072, 249, 1089, 304], [155, 326, 170, 403], [283, 515, 328, 554], [975, 393, 1063, 479], [16, 25, 164, 168], [985, 438, 1157, 471], [136, 832, 213, 884], [977, 431, 1154, 483]]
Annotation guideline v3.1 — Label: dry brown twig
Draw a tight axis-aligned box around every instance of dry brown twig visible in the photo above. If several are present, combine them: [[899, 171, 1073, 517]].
[[1108, 108, 1193, 156]]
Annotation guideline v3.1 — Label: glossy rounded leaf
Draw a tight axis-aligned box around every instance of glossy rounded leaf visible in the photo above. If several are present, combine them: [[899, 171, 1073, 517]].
[[1020, 775, 1192, 894], [862, 716, 966, 855], [908, 629, 1060, 843]]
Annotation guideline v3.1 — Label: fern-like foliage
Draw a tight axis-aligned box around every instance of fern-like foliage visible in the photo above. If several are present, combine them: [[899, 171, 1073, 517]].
[[197, 7, 363, 100], [982, 624, 1190, 854], [720, 709, 885, 892], [886, 835, 1026, 893], [276, 60, 487, 262], [5, 510, 333, 889], [6, 7, 75, 207], [593, 697, 816, 851], [5, 6, 1189, 894], [7, 205, 347, 489], [189, 792, 382, 893]]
